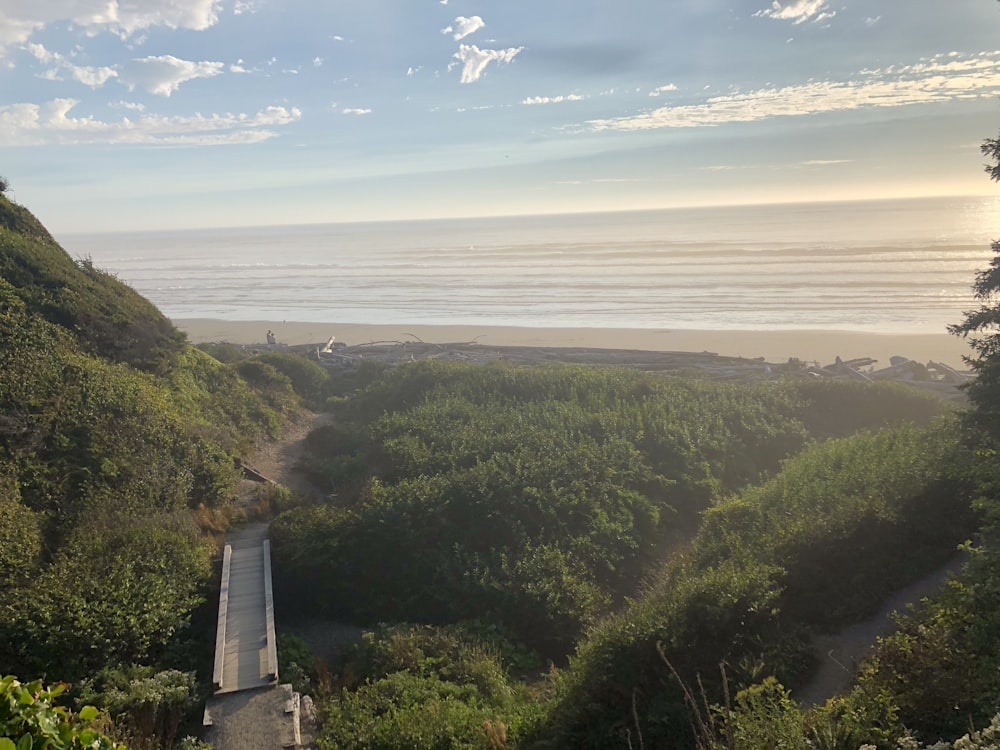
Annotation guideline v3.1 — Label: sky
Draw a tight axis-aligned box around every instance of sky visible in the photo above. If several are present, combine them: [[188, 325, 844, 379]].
[[3, 0, 1000, 232]]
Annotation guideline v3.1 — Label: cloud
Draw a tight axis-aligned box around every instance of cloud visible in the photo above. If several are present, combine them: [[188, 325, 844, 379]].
[[341, 107, 371, 115], [24, 42, 117, 88], [111, 100, 146, 111], [0, 0, 221, 54], [118, 55, 223, 96], [233, 0, 259, 15], [800, 159, 851, 166], [0, 97, 301, 146], [522, 94, 584, 105], [754, 0, 832, 25], [69, 64, 118, 86], [589, 51, 1000, 131], [865, 16, 881, 27], [442, 16, 485, 41], [649, 83, 678, 97], [452, 44, 522, 84]]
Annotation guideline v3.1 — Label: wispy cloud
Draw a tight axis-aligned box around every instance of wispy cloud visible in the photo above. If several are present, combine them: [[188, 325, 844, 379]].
[[800, 159, 851, 166], [590, 52, 1000, 131], [442, 16, 486, 41], [25, 42, 118, 88], [452, 44, 522, 84], [118, 55, 224, 96], [754, 0, 833, 25], [233, 0, 259, 15], [0, 98, 301, 146], [342, 107, 371, 115], [522, 94, 584, 105], [648, 83, 678, 97]]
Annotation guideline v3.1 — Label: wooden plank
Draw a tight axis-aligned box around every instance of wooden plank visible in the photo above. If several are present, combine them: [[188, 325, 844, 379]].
[[263, 540, 279, 681], [212, 544, 232, 691]]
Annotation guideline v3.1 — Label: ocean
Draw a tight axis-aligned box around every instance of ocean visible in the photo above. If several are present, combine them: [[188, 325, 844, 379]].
[[58, 195, 1000, 334]]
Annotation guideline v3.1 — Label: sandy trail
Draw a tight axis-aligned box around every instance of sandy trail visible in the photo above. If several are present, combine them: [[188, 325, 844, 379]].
[[795, 553, 968, 707]]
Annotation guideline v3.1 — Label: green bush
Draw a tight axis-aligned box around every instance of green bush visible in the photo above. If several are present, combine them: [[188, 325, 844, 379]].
[[258, 351, 330, 404], [274, 362, 949, 659], [0, 675, 123, 749]]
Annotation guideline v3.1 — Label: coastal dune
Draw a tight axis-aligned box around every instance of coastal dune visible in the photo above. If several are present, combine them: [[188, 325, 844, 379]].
[[174, 319, 972, 369]]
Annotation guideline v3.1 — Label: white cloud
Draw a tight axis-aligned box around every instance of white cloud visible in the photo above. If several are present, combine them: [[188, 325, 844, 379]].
[[119, 54, 223, 96], [442, 16, 485, 41], [590, 51, 1000, 131], [24, 42, 117, 88], [313, 56, 323, 67], [800, 159, 851, 166], [754, 0, 832, 25], [112, 100, 146, 111], [342, 107, 371, 115], [233, 0, 259, 15], [0, 97, 300, 145], [865, 16, 881, 27], [0, 0, 222, 54], [522, 94, 584, 105], [69, 64, 118, 87], [452, 44, 522, 84], [649, 83, 678, 97], [25, 42, 58, 62]]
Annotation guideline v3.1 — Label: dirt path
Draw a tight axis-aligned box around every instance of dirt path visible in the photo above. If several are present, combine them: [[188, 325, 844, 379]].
[[794, 553, 968, 707], [236, 410, 332, 511]]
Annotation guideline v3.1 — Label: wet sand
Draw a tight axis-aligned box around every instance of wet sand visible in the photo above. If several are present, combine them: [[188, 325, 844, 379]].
[[174, 319, 971, 369]]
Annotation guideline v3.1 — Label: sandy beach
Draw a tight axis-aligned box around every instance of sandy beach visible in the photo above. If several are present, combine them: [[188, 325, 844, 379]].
[[173, 319, 973, 369]]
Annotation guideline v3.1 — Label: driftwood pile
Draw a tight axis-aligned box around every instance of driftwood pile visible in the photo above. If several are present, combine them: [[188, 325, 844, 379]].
[[305, 336, 971, 391]]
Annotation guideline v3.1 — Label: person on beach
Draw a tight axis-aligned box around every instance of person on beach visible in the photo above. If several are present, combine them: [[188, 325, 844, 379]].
[[266, 330, 276, 345]]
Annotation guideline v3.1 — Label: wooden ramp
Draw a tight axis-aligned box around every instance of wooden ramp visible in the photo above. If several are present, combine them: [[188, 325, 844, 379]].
[[213, 522, 278, 694]]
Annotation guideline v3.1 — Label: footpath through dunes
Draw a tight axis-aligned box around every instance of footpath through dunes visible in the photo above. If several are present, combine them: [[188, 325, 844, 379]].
[[204, 411, 328, 750], [795, 552, 969, 707]]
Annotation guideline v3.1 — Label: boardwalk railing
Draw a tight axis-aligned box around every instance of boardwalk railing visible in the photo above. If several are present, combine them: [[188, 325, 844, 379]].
[[263, 540, 278, 681], [213, 544, 233, 691]]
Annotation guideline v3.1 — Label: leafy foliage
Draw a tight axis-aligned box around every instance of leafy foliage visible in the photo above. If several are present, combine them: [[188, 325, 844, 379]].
[[538, 422, 975, 747], [3, 516, 212, 681], [0, 675, 122, 749], [78, 666, 200, 750], [319, 624, 543, 750], [273, 361, 947, 655]]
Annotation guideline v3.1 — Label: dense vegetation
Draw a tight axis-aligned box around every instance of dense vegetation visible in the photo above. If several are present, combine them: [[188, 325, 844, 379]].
[[272, 364, 946, 656], [263, 358, 986, 748], [5, 175, 1000, 749], [0, 193, 307, 747]]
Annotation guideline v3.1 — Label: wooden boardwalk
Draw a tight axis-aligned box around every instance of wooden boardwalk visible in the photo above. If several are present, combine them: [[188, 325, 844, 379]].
[[213, 522, 278, 694]]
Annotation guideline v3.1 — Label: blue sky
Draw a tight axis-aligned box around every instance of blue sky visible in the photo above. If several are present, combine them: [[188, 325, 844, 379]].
[[2, 0, 1000, 231]]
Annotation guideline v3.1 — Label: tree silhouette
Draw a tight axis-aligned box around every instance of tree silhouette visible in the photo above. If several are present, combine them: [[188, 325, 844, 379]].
[[948, 135, 1000, 441]]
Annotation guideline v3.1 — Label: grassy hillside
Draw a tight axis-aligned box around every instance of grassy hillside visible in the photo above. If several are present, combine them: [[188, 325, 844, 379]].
[[0, 194, 184, 372], [0, 195, 309, 746]]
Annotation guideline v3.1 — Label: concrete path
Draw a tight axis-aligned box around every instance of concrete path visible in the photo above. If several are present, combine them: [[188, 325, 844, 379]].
[[215, 522, 277, 694]]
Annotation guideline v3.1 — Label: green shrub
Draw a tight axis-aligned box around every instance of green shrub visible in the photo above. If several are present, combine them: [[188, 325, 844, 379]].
[[258, 351, 330, 403], [0, 675, 123, 749]]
